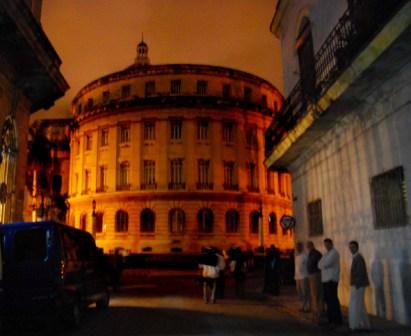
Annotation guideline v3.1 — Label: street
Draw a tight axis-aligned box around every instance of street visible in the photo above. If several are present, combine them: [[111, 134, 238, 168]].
[[6, 273, 338, 336]]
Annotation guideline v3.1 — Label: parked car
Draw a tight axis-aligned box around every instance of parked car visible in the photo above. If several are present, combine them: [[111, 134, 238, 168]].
[[0, 221, 109, 329]]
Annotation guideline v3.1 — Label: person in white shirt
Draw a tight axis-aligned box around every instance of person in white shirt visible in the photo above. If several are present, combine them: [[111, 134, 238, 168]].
[[318, 238, 342, 327], [294, 242, 310, 312]]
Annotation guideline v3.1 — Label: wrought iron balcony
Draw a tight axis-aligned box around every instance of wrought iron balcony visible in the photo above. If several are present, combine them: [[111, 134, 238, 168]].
[[265, 0, 407, 157]]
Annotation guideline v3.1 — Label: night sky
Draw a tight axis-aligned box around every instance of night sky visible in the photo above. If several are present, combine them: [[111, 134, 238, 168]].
[[35, 0, 282, 119]]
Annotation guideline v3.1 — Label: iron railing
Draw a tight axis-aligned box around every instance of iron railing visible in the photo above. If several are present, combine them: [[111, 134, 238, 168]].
[[265, 0, 407, 157]]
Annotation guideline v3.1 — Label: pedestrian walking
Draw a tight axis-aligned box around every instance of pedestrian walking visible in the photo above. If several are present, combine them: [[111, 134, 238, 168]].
[[215, 248, 226, 299], [295, 242, 310, 312], [306, 241, 323, 324], [318, 238, 342, 327], [263, 245, 280, 295], [348, 241, 371, 331], [199, 248, 219, 304]]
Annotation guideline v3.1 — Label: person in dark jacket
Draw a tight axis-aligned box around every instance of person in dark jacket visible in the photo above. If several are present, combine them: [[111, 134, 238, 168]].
[[306, 241, 323, 324], [263, 245, 280, 295], [348, 241, 371, 331], [231, 247, 246, 298]]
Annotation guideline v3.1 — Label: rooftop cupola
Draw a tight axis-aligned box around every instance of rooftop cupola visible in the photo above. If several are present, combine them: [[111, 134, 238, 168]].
[[135, 34, 150, 66]]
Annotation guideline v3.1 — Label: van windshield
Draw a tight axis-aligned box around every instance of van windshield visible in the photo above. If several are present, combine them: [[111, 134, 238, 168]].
[[13, 228, 48, 262]]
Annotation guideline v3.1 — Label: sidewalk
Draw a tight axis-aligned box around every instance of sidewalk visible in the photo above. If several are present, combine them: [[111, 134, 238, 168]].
[[247, 273, 411, 336]]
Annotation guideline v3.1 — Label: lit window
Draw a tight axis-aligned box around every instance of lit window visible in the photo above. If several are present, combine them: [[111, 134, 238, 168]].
[[169, 208, 185, 234], [119, 162, 130, 188]]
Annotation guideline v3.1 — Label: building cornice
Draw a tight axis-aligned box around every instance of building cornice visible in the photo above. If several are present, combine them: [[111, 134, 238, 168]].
[[270, 0, 289, 38]]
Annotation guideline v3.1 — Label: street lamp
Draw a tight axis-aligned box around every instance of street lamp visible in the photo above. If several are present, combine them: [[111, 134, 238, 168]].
[[92, 199, 96, 238]]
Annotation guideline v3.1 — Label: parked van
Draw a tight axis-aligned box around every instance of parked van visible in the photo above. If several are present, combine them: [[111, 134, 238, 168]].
[[0, 221, 109, 328]]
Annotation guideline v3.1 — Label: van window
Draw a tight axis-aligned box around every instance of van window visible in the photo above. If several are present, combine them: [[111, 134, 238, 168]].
[[14, 229, 48, 262], [61, 230, 80, 262]]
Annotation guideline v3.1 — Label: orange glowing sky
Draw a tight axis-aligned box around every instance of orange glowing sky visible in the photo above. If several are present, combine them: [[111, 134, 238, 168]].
[[35, 0, 282, 119]]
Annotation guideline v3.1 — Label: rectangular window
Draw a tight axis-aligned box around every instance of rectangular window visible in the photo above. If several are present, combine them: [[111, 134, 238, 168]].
[[85, 134, 92, 151], [119, 163, 129, 188], [102, 90, 110, 104], [371, 166, 407, 229], [119, 124, 130, 144], [247, 162, 258, 191], [143, 160, 156, 188], [246, 128, 257, 147], [307, 199, 324, 236], [100, 128, 109, 146], [169, 159, 184, 188], [198, 159, 210, 185], [170, 79, 181, 95], [143, 121, 155, 140], [84, 170, 90, 193], [196, 80, 208, 95], [222, 84, 231, 98], [197, 119, 209, 141], [244, 87, 252, 102], [278, 173, 285, 196], [223, 161, 236, 189], [121, 85, 131, 99], [267, 170, 275, 194], [145, 81, 155, 97], [170, 119, 182, 140], [98, 166, 107, 191], [222, 121, 235, 143]]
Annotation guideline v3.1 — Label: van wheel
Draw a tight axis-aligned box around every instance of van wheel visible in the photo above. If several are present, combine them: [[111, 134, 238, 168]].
[[96, 290, 110, 310], [68, 301, 82, 328]]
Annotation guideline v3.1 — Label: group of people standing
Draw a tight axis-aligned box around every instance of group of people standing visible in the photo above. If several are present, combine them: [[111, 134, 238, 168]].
[[295, 239, 371, 331], [198, 246, 249, 304]]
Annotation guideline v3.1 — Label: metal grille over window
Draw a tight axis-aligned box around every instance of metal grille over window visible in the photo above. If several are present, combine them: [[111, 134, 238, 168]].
[[307, 199, 324, 236], [371, 166, 407, 229]]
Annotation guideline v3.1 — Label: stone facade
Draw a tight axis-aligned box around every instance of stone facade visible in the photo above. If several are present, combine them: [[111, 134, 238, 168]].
[[69, 41, 294, 254], [0, 0, 68, 224], [267, 0, 411, 325]]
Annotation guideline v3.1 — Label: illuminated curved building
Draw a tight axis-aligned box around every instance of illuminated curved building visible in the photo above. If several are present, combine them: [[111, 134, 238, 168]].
[[69, 40, 293, 253]]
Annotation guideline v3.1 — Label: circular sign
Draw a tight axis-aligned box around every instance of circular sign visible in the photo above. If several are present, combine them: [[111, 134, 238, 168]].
[[280, 215, 296, 230]]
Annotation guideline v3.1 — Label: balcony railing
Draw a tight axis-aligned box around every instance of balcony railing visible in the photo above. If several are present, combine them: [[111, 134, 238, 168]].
[[196, 182, 214, 190], [168, 182, 186, 190], [265, 0, 407, 157], [140, 183, 157, 190]]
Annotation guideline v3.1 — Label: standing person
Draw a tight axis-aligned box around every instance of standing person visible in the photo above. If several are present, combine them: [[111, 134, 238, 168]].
[[295, 242, 310, 312], [306, 241, 323, 324], [263, 245, 280, 296], [215, 248, 226, 299], [233, 247, 246, 298], [348, 241, 371, 331], [199, 248, 219, 304], [318, 238, 342, 327]]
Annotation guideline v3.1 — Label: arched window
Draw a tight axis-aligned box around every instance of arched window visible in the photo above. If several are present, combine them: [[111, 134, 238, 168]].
[[268, 212, 277, 234], [296, 17, 316, 97], [198, 208, 213, 233], [250, 211, 260, 234], [80, 213, 87, 231], [169, 208, 185, 234], [95, 212, 104, 233], [226, 209, 239, 233], [115, 210, 128, 232], [141, 208, 155, 233]]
